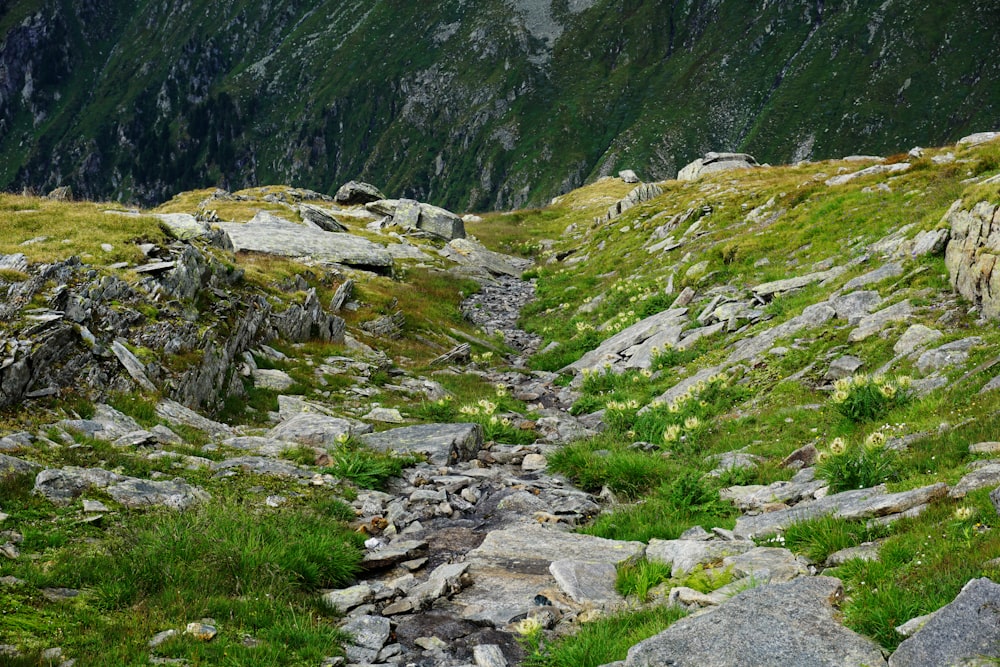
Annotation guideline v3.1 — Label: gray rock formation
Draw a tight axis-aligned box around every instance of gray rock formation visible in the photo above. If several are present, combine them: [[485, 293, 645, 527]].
[[890, 578, 1000, 666], [945, 199, 1000, 318], [217, 218, 392, 270], [360, 423, 483, 466], [335, 181, 386, 205], [677, 152, 760, 181], [619, 577, 885, 667]]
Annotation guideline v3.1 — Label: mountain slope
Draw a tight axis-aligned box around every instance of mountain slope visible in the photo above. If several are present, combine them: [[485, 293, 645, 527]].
[[1, 0, 998, 209]]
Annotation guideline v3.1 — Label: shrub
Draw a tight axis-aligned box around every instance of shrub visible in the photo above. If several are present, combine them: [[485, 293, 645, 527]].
[[818, 433, 900, 492]]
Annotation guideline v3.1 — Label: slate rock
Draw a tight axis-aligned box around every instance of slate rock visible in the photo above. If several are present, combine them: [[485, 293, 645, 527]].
[[549, 560, 622, 607], [753, 266, 846, 298], [0, 454, 41, 480], [321, 584, 375, 613], [825, 355, 864, 381], [156, 399, 233, 438], [916, 336, 981, 374], [218, 219, 392, 269], [825, 541, 883, 567], [361, 423, 483, 466], [843, 263, 904, 291], [722, 547, 810, 583], [106, 477, 209, 510], [646, 538, 754, 577], [890, 578, 1000, 666], [252, 368, 294, 390], [828, 290, 882, 324], [949, 463, 1000, 499], [848, 300, 913, 342], [34, 467, 124, 505], [362, 540, 428, 570], [441, 238, 533, 277], [621, 576, 885, 667]]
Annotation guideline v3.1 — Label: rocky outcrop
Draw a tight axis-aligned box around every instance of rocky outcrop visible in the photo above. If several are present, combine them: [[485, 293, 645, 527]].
[[367, 199, 467, 241], [677, 152, 759, 181], [945, 199, 1000, 318], [335, 181, 386, 206]]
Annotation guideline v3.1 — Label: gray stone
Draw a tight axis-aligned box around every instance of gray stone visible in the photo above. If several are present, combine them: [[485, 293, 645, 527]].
[[440, 238, 533, 277], [211, 456, 312, 479], [563, 307, 688, 374], [647, 538, 754, 577], [829, 290, 883, 324], [623, 577, 884, 666], [549, 560, 622, 607], [957, 131, 1000, 146], [894, 324, 943, 356], [722, 547, 810, 583], [753, 267, 846, 298], [825, 355, 864, 381], [153, 213, 211, 240], [342, 614, 390, 663], [825, 162, 911, 186], [916, 336, 982, 374], [361, 423, 483, 466], [34, 467, 124, 505], [945, 200, 1000, 319], [252, 368, 294, 390], [268, 413, 353, 448], [971, 442, 1000, 455], [825, 541, 882, 566], [895, 611, 936, 638], [843, 263, 904, 291], [469, 524, 644, 568], [416, 203, 466, 241], [335, 181, 385, 205], [521, 453, 547, 471], [890, 578, 1000, 667], [156, 399, 233, 438], [321, 584, 375, 613], [106, 477, 209, 510], [473, 644, 508, 667], [362, 407, 404, 423], [0, 253, 28, 273], [727, 303, 836, 363], [734, 483, 948, 538], [619, 170, 640, 183], [678, 152, 759, 181], [0, 454, 41, 480], [298, 204, 348, 232], [407, 562, 470, 606], [848, 300, 913, 342], [362, 540, 428, 570], [222, 436, 296, 457], [950, 463, 1000, 499], [218, 219, 392, 270], [910, 228, 949, 257]]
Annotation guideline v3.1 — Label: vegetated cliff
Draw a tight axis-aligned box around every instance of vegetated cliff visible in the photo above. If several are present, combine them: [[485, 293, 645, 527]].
[[1, 0, 999, 210]]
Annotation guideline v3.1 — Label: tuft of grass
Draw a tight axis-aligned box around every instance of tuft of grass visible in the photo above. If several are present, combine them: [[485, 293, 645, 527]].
[[321, 441, 419, 490], [616, 558, 673, 601], [777, 515, 891, 563]]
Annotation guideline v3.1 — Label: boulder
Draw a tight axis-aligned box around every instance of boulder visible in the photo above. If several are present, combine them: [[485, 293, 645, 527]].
[[298, 204, 348, 232], [944, 199, 1000, 318], [621, 577, 885, 666], [890, 578, 1000, 666], [106, 477, 209, 510], [843, 263, 904, 291], [619, 169, 640, 183], [916, 336, 981, 374], [217, 218, 392, 270], [152, 213, 212, 240], [360, 423, 483, 465], [678, 152, 759, 181], [825, 162, 911, 186], [440, 238, 533, 277], [268, 413, 354, 448], [647, 538, 754, 577], [956, 131, 1000, 147], [335, 180, 386, 205], [894, 324, 943, 356]]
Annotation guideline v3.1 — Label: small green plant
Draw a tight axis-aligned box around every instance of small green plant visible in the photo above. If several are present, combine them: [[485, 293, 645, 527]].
[[321, 438, 419, 490], [455, 386, 536, 444], [778, 515, 891, 563], [831, 374, 912, 422], [679, 565, 736, 594], [817, 433, 900, 492], [616, 558, 673, 601]]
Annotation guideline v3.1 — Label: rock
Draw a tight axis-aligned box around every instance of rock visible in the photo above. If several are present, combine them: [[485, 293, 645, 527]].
[[81, 499, 109, 512], [46, 186, 73, 201], [889, 578, 1000, 666], [148, 629, 178, 648], [677, 152, 759, 181], [622, 577, 884, 666], [0, 253, 29, 273], [441, 238, 533, 277], [602, 183, 665, 223], [734, 483, 948, 538], [362, 407, 404, 423], [521, 453, 547, 471], [268, 413, 353, 448], [473, 644, 508, 667], [417, 202, 466, 241], [828, 290, 882, 323], [727, 303, 836, 363], [782, 444, 819, 468], [361, 423, 483, 466], [956, 131, 1000, 147], [910, 228, 949, 257], [847, 300, 912, 342], [824, 355, 864, 381], [298, 204, 348, 232], [362, 539, 428, 570], [752, 266, 846, 298], [945, 200, 1000, 318], [646, 538, 754, 577], [106, 477, 209, 510], [252, 368, 294, 390], [894, 324, 943, 356], [341, 614, 391, 663], [321, 584, 375, 613], [950, 463, 1000, 499], [0, 454, 41, 480], [562, 307, 687, 374], [329, 279, 354, 312], [153, 213, 211, 240], [217, 218, 392, 270], [156, 400, 233, 438], [335, 181, 385, 205], [825, 541, 882, 567], [34, 467, 124, 505], [184, 622, 217, 641], [406, 562, 470, 607], [895, 611, 936, 638], [843, 263, 904, 291], [549, 560, 622, 607], [916, 336, 981, 374], [722, 547, 810, 583], [825, 162, 911, 186], [971, 442, 1000, 455], [619, 170, 640, 183], [211, 456, 312, 479]]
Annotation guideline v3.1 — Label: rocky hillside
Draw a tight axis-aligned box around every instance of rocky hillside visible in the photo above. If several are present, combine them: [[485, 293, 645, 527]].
[[1, 0, 999, 210], [1, 132, 1000, 666]]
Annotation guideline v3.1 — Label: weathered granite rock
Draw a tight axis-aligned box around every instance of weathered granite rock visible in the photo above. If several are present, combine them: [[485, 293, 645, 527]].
[[722, 547, 810, 583], [647, 538, 754, 577], [416, 203, 466, 241], [218, 218, 392, 270], [341, 614, 391, 664], [34, 467, 124, 505], [957, 131, 1000, 147], [728, 303, 836, 363], [361, 423, 483, 466], [843, 263, 904, 291], [106, 477, 209, 510], [621, 577, 885, 667], [562, 308, 687, 374], [267, 413, 354, 448], [916, 337, 981, 374], [298, 204, 348, 232], [0, 454, 41, 479], [335, 181, 385, 205], [619, 170, 640, 183], [156, 399, 233, 438], [826, 541, 883, 567], [889, 578, 1000, 667], [211, 456, 312, 478], [153, 213, 211, 240], [828, 290, 883, 324], [825, 355, 864, 381], [825, 162, 911, 186], [753, 267, 845, 298], [734, 483, 948, 538], [440, 238, 532, 277], [362, 539, 428, 570], [602, 183, 665, 222], [321, 583, 375, 613], [406, 562, 470, 607], [848, 300, 913, 342], [945, 199, 1000, 318], [949, 463, 1000, 499], [549, 560, 622, 607], [252, 368, 294, 390], [678, 152, 759, 181], [894, 324, 943, 356]]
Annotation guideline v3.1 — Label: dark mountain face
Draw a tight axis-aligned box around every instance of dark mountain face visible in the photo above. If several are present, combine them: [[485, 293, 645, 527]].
[[1, 0, 998, 209]]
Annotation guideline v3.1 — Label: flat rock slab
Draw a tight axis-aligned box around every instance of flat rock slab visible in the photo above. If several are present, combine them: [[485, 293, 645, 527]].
[[156, 399, 233, 438], [211, 456, 312, 478], [153, 213, 211, 240], [361, 423, 483, 466], [467, 524, 645, 569], [848, 300, 913, 342], [734, 483, 948, 538], [106, 477, 209, 510], [440, 238, 532, 277], [218, 220, 392, 269], [622, 576, 886, 667], [753, 266, 846, 298], [267, 413, 353, 448], [549, 560, 622, 607], [362, 540, 428, 570], [563, 307, 688, 374], [843, 262, 904, 291], [949, 463, 1000, 498], [647, 538, 755, 577], [722, 547, 810, 583], [0, 454, 41, 479], [890, 578, 1000, 666]]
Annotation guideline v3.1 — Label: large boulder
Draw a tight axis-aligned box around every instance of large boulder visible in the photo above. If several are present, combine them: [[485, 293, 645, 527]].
[[360, 423, 483, 465], [335, 180, 385, 205], [944, 199, 1000, 318], [620, 577, 885, 666], [677, 152, 759, 181]]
